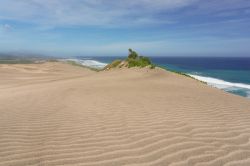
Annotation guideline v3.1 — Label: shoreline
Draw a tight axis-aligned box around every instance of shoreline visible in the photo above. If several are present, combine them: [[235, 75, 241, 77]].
[[1, 56, 249, 99], [64, 58, 250, 99]]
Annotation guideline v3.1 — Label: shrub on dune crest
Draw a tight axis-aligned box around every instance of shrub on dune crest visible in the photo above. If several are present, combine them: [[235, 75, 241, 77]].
[[127, 49, 153, 68], [128, 48, 138, 59], [104, 49, 155, 70]]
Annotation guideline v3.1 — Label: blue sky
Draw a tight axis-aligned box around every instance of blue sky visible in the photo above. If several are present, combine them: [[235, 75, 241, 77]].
[[0, 0, 250, 57]]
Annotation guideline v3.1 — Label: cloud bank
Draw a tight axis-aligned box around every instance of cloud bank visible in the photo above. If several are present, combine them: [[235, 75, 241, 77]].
[[0, 0, 250, 56], [1, 0, 249, 27], [0, 0, 195, 27]]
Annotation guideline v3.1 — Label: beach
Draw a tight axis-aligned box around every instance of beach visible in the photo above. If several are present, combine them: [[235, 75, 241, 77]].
[[0, 62, 250, 166]]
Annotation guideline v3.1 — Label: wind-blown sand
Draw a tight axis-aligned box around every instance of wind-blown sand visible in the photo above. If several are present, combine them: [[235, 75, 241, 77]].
[[0, 62, 250, 166]]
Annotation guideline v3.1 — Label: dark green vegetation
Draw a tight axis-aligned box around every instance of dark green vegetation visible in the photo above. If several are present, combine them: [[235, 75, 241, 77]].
[[171, 70, 207, 84], [157, 65, 207, 84], [105, 49, 155, 70], [127, 49, 155, 68]]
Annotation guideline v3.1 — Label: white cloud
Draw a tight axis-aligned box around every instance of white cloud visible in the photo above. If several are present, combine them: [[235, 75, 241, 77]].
[[0, 24, 12, 32], [0, 0, 249, 28], [192, 0, 250, 15], [2, 24, 12, 29], [0, 0, 196, 27]]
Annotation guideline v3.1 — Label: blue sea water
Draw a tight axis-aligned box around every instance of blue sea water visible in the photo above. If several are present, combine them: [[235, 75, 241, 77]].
[[73, 56, 250, 99], [150, 57, 250, 98]]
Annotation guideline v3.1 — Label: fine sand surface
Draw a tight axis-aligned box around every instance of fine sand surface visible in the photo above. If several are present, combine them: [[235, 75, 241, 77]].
[[0, 62, 250, 166]]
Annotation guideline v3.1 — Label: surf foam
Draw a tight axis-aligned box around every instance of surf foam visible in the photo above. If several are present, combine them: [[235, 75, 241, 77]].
[[63, 59, 107, 69], [189, 74, 250, 90]]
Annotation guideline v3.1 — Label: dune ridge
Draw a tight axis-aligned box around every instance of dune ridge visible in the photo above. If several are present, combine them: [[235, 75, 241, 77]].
[[0, 62, 250, 166]]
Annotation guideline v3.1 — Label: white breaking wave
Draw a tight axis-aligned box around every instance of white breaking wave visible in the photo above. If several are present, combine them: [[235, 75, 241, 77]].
[[62, 59, 107, 69], [189, 74, 250, 90]]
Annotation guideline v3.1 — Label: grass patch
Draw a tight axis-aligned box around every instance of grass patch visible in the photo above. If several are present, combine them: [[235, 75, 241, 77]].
[[157, 65, 207, 84], [104, 60, 122, 70]]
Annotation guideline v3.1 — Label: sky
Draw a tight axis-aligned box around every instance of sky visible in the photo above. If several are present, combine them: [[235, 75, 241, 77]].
[[0, 0, 250, 57]]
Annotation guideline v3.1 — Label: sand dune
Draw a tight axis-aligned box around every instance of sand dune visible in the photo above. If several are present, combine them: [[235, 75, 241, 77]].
[[0, 62, 250, 166]]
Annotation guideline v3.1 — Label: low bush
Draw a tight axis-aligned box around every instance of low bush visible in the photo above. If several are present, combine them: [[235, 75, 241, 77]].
[[104, 49, 156, 70], [126, 49, 153, 68]]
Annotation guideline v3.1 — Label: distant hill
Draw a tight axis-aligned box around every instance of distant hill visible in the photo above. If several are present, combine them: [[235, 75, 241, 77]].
[[0, 53, 57, 64]]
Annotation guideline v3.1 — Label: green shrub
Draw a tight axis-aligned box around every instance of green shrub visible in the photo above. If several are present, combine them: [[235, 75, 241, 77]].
[[126, 49, 153, 68], [128, 48, 138, 59], [127, 58, 141, 68], [139, 56, 151, 65], [104, 49, 156, 70], [127, 56, 152, 68]]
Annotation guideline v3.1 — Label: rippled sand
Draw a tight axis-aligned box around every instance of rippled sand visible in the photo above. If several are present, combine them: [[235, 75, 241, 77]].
[[0, 62, 250, 166]]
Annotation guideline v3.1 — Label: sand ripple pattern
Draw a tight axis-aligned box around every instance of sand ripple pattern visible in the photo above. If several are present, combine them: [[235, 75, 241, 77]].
[[0, 63, 250, 166]]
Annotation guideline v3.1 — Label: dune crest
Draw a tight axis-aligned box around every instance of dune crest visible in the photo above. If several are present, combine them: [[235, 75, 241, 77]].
[[0, 62, 250, 166]]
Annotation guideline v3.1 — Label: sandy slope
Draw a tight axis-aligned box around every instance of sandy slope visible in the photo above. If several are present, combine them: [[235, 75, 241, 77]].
[[0, 62, 250, 166]]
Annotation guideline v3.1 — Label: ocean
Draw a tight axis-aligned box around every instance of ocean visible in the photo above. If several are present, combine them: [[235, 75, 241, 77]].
[[69, 56, 250, 99]]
